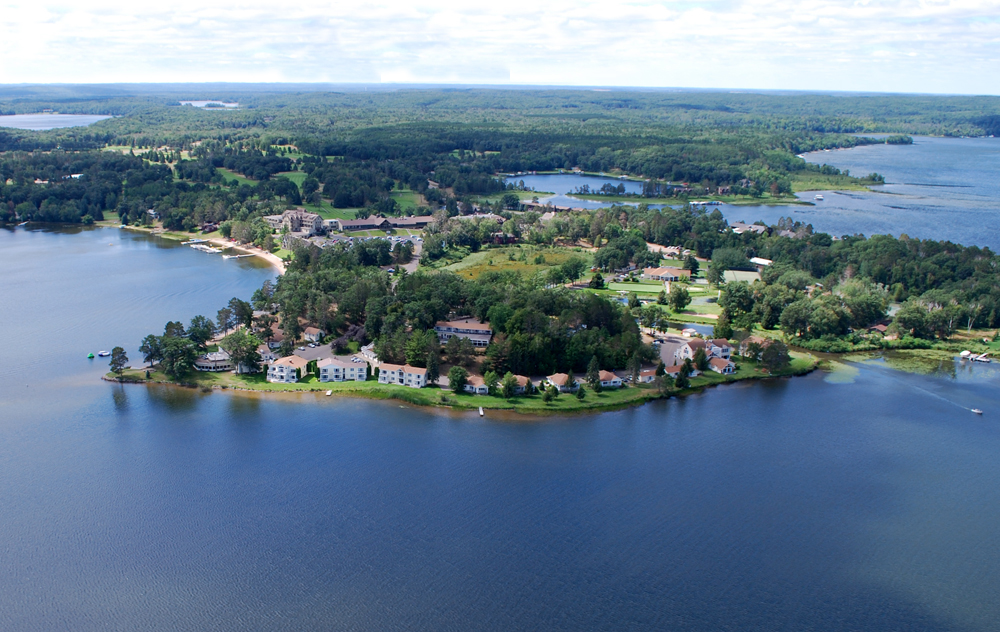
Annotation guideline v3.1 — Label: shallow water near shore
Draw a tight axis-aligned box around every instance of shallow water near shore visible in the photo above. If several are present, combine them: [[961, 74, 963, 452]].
[[2, 227, 1000, 631]]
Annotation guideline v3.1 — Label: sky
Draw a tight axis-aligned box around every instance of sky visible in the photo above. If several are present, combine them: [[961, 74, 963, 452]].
[[1, 0, 999, 94]]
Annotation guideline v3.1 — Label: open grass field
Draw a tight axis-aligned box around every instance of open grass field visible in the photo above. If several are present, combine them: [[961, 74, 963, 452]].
[[275, 170, 307, 187], [302, 201, 357, 220], [391, 188, 424, 211], [217, 168, 256, 186], [789, 172, 876, 192], [440, 245, 593, 279]]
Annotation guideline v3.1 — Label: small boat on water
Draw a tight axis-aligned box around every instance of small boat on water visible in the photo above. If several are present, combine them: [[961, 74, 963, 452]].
[[326, 390, 332, 396], [972, 409, 983, 415], [16, 221, 28, 227], [814, 194, 824, 201], [479, 407, 484, 417], [972, 353, 992, 363], [87, 353, 95, 359], [97, 350, 110, 357], [960, 350, 972, 358]]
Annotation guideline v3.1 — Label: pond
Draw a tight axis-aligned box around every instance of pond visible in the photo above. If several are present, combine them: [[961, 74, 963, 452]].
[[0, 113, 113, 130]]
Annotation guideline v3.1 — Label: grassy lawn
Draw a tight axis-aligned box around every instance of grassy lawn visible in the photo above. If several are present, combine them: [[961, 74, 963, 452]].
[[606, 282, 662, 294], [440, 245, 593, 279], [789, 172, 877, 192], [476, 190, 553, 204], [303, 201, 357, 220], [218, 168, 256, 186], [391, 188, 424, 211], [275, 171, 307, 187]]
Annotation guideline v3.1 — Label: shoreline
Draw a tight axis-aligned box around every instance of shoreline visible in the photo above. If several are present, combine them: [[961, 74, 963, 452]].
[[105, 353, 819, 417], [111, 224, 286, 275]]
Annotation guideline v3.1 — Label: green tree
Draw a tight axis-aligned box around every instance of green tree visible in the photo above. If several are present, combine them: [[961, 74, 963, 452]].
[[575, 387, 586, 400], [164, 321, 186, 338], [139, 334, 162, 367], [109, 346, 128, 380], [500, 372, 518, 398], [426, 350, 440, 384], [483, 370, 500, 396], [586, 356, 601, 390], [713, 311, 733, 339], [683, 255, 700, 274], [448, 366, 468, 393], [160, 336, 196, 378], [216, 307, 234, 336], [657, 290, 668, 305], [628, 292, 641, 309], [222, 329, 263, 374], [589, 273, 605, 289], [760, 341, 790, 373], [187, 315, 217, 350], [668, 284, 691, 312], [693, 347, 710, 371], [655, 360, 666, 376]]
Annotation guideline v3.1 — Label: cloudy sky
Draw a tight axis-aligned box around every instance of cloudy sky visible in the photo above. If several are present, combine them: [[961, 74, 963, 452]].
[[1, 0, 998, 94]]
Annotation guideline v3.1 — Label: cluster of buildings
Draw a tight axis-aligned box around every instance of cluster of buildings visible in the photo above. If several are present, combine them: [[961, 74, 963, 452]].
[[641, 266, 692, 282], [673, 338, 736, 374]]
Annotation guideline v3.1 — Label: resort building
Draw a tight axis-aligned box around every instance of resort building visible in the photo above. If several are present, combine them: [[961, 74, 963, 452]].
[[730, 222, 768, 236], [739, 335, 772, 358], [267, 355, 308, 383], [359, 342, 380, 367], [317, 358, 367, 382], [546, 373, 579, 393], [642, 266, 692, 282], [598, 370, 623, 389], [434, 318, 493, 347], [377, 363, 427, 388], [510, 375, 531, 394], [194, 350, 234, 372], [675, 338, 732, 363], [257, 344, 278, 364], [264, 209, 323, 235], [638, 369, 657, 384], [464, 375, 490, 395], [665, 364, 700, 378]]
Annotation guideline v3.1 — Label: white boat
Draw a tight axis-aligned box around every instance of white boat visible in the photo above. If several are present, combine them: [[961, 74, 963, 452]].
[[16, 221, 28, 227], [960, 350, 972, 358], [972, 354, 992, 363], [479, 407, 484, 417], [97, 350, 110, 357], [972, 409, 983, 415], [814, 194, 824, 201], [326, 390, 332, 396]]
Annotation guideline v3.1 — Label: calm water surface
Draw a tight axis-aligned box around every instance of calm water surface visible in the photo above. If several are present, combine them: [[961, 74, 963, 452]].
[[0, 113, 113, 130], [2, 228, 1000, 631]]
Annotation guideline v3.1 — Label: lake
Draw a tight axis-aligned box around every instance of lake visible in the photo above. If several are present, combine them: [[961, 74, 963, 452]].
[[720, 136, 1000, 251], [510, 137, 1000, 251], [2, 227, 1000, 631], [0, 113, 113, 130]]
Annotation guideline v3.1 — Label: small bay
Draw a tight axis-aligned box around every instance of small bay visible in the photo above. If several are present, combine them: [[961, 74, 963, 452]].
[[0, 113, 113, 130]]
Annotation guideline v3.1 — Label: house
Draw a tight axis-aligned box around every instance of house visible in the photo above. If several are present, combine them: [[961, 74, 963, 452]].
[[267, 322, 285, 349], [665, 364, 701, 378], [359, 342, 380, 367], [731, 221, 768, 235], [739, 335, 772, 358], [257, 344, 278, 364], [677, 338, 732, 362], [377, 363, 427, 388], [749, 257, 772, 271], [510, 375, 531, 394], [598, 370, 623, 388], [194, 350, 233, 372], [642, 266, 692, 282], [546, 373, 579, 392], [709, 357, 736, 374], [463, 375, 490, 395], [638, 369, 658, 383], [390, 216, 432, 229], [267, 355, 308, 383], [434, 318, 493, 348], [867, 324, 888, 334], [317, 357, 367, 382], [303, 327, 324, 343]]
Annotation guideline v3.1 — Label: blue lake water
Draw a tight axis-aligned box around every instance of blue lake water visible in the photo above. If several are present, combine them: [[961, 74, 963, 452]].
[[3, 227, 1000, 630], [509, 137, 1000, 251], [720, 136, 1000, 250], [0, 113, 113, 130]]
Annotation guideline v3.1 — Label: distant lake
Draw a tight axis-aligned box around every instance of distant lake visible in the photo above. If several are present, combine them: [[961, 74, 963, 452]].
[[510, 137, 1000, 251], [0, 113, 112, 130], [721, 136, 1000, 250], [179, 100, 239, 108], [505, 173, 649, 210], [3, 226, 1000, 630]]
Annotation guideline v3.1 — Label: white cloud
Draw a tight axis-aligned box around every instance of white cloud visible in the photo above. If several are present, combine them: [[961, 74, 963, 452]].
[[0, 0, 997, 93]]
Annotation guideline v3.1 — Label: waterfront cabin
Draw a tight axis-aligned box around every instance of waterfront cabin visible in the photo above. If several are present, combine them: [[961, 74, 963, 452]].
[[546, 373, 579, 393], [709, 358, 736, 374], [378, 363, 427, 388], [598, 370, 623, 389], [303, 327, 325, 343], [665, 364, 700, 378], [317, 357, 367, 382], [638, 369, 657, 384], [267, 355, 308, 383], [464, 375, 490, 395]]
